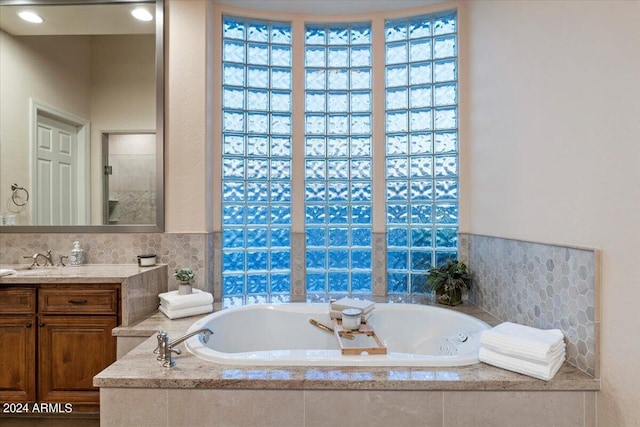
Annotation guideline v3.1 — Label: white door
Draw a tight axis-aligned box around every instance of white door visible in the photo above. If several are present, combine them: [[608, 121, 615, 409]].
[[35, 114, 79, 225]]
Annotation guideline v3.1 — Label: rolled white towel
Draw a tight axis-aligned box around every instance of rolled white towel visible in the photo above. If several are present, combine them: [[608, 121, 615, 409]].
[[158, 289, 213, 311], [479, 346, 565, 381], [158, 304, 213, 320], [480, 322, 565, 361]]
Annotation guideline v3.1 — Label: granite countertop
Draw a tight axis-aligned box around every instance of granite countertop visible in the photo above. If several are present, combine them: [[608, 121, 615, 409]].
[[95, 304, 600, 392], [0, 263, 165, 284]]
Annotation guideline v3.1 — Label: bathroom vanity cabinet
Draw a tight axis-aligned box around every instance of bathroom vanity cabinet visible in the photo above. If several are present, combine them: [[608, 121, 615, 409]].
[[0, 284, 119, 413], [0, 287, 37, 402], [0, 264, 167, 416]]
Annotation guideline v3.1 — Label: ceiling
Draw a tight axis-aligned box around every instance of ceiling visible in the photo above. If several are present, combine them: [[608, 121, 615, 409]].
[[0, 0, 447, 36], [0, 3, 155, 36], [213, 0, 448, 15]]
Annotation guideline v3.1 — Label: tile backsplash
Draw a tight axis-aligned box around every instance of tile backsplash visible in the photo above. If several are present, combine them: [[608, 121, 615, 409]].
[[0, 233, 214, 293], [460, 233, 599, 377]]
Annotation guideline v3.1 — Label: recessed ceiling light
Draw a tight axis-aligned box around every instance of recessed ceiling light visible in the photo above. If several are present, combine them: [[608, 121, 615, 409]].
[[18, 11, 44, 24], [131, 7, 153, 22]]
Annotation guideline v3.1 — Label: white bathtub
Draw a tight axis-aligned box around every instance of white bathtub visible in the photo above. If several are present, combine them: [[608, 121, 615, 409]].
[[185, 303, 490, 367]]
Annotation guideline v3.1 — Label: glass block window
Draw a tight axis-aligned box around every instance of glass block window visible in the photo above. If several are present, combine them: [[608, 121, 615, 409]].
[[221, 17, 293, 304], [385, 12, 458, 294], [304, 23, 373, 295]]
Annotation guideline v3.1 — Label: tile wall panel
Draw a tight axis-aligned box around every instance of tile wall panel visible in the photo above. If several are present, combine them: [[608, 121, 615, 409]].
[[461, 233, 599, 377]]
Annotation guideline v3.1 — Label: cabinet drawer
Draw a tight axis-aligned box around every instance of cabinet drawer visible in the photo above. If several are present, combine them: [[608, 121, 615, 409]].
[[39, 289, 117, 315], [0, 288, 36, 314]]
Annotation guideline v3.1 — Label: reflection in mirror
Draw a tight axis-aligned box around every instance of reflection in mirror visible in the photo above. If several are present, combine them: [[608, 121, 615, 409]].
[[0, 0, 163, 231], [103, 132, 156, 225]]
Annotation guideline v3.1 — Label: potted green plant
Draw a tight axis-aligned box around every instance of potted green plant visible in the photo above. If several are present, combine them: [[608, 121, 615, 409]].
[[173, 268, 196, 295], [424, 259, 471, 306]]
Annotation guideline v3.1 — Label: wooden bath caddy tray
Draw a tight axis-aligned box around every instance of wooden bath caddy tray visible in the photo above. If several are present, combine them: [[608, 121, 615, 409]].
[[333, 319, 387, 355]]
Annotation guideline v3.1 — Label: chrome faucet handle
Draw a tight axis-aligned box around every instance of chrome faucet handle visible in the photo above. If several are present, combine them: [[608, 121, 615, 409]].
[[57, 255, 68, 267], [154, 331, 174, 367], [23, 254, 39, 267], [43, 250, 54, 266], [153, 330, 168, 354]]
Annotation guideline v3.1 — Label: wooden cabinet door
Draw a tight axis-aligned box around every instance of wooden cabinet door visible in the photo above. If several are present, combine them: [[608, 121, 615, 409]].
[[0, 317, 36, 401], [38, 315, 117, 407]]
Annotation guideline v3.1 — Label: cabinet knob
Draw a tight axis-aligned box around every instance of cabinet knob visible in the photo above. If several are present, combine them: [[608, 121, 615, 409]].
[[26, 322, 32, 328], [39, 322, 45, 327]]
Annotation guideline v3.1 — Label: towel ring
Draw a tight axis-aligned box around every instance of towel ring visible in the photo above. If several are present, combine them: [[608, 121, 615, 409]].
[[10, 184, 29, 207]]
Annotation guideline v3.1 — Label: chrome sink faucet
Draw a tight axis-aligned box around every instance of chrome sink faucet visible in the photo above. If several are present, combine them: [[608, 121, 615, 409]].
[[154, 328, 214, 367], [23, 250, 54, 267]]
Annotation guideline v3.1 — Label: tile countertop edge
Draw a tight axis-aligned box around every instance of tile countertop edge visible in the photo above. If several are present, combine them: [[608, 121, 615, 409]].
[[97, 309, 600, 393], [0, 264, 166, 284]]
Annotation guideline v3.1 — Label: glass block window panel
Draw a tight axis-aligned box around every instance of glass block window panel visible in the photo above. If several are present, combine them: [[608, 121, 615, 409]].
[[385, 11, 458, 295], [305, 22, 373, 295], [222, 16, 292, 305]]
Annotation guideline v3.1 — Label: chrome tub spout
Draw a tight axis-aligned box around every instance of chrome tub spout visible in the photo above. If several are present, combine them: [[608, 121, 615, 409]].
[[154, 328, 214, 367]]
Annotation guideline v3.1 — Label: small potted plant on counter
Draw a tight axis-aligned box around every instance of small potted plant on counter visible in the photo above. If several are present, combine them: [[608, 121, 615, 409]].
[[173, 268, 196, 295], [424, 259, 471, 306]]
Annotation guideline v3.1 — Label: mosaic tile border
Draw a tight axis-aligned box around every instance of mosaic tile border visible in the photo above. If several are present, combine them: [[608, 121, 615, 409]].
[[460, 233, 599, 377]]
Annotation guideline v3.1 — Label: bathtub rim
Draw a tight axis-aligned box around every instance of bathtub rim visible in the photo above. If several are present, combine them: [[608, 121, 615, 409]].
[[184, 302, 491, 367]]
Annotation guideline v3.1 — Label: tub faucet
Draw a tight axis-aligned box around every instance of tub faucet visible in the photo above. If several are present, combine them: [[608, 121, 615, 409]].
[[154, 328, 214, 367], [23, 250, 54, 267]]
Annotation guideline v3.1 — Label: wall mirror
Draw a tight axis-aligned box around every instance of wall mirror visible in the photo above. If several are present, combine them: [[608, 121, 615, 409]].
[[0, 0, 164, 232]]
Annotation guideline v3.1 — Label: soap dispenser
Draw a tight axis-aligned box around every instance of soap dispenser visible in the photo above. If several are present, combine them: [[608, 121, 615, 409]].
[[69, 241, 84, 266]]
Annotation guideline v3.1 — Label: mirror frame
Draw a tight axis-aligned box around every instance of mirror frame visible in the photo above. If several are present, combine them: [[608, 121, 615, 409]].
[[0, 0, 164, 233]]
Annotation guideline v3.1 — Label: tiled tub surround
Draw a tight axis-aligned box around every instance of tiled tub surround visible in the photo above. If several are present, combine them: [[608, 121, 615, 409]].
[[460, 234, 599, 377], [96, 305, 598, 427], [0, 232, 214, 295], [0, 264, 167, 325], [1, 232, 599, 374]]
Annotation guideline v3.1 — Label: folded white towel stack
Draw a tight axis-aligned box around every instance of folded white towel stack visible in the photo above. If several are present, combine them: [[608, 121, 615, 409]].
[[158, 289, 213, 319], [479, 322, 566, 381], [330, 297, 375, 321], [159, 304, 212, 320]]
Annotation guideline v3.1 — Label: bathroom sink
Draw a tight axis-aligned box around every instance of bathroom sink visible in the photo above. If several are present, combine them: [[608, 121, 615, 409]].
[[14, 266, 63, 276]]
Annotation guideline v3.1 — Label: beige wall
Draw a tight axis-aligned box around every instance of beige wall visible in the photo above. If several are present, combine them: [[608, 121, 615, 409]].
[[165, 0, 211, 233], [0, 32, 91, 224], [464, 1, 640, 425], [165, 0, 640, 423]]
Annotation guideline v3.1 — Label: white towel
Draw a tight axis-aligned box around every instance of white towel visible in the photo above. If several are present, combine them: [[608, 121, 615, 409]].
[[158, 304, 213, 320], [158, 289, 213, 311], [480, 322, 565, 362], [481, 340, 566, 364], [479, 346, 565, 381], [0, 269, 17, 277]]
